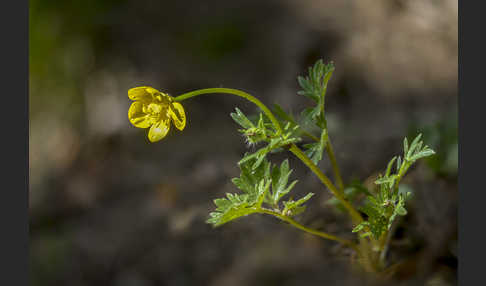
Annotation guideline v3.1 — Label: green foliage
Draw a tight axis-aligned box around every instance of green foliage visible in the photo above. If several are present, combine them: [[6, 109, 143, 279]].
[[207, 194, 259, 227], [303, 128, 328, 165], [220, 68, 338, 227], [272, 103, 298, 129], [205, 60, 437, 271], [297, 60, 335, 129], [230, 107, 255, 130], [282, 193, 314, 217], [403, 134, 436, 162], [207, 157, 313, 227], [231, 60, 337, 170], [217, 68, 337, 227], [231, 108, 301, 169], [352, 134, 435, 239], [130, 58, 441, 273], [270, 60, 336, 165], [231, 108, 273, 144], [269, 160, 299, 206], [272, 103, 327, 166]]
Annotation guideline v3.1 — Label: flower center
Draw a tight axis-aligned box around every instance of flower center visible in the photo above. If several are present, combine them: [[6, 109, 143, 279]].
[[144, 102, 169, 123], [147, 103, 163, 114]]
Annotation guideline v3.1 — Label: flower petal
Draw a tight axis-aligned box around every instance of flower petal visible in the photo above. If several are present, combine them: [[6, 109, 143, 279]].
[[169, 102, 186, 131], [148, 119, 170, 142], [145, 87, 160, 95], [128, 102, 151, 128], [128, 86, 157, 101]]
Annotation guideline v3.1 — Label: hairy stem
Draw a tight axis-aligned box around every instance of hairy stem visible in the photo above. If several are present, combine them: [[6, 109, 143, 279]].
[[289, 144, 363, 224], [301, 131, 345, 192], [258, 208, 360, 254], [325, 139, 345, 191], [378, 219, 397, 269]]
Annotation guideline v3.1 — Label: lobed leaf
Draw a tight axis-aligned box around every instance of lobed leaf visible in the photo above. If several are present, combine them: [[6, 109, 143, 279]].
[[282, 193, 314, 217], [303, 129, 328, 165], [230, 108, 254, 129]]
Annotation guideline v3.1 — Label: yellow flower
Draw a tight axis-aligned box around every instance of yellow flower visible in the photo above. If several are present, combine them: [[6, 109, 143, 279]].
[[128, 86, 186, 142]]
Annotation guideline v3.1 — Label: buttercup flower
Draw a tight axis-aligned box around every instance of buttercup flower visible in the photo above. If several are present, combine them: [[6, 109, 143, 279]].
[[128, 86, 186, 142]]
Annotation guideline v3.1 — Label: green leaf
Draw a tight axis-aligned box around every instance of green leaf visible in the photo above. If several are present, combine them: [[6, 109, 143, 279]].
[[406, 133, 422, 159], [360, 232, 372, 238], [208, 159, 272, 227], [214, 198, 232, 211], [231, 177, 251, 194], [234, 156, 271, 200], [270, 159, 296, 205], [208, 156, 305, 226], [230, 108, 254, 129], [403, 137, 409, 156], [354, 134, 435, 238], [374, 176, 396, 185], [396, 134, 436, 180], [297, 60, 335, 127], [238, 129, 301, 170], [359, 196, 388, 239], [409, 148, 435, 161], [252, 152, 267, 169], [352, 225, 363, 233], [273, 103, 296, 125], [303, 129, 328, 164], [238, 151, 259, 165], [396, 156, 402, 172], [282, 193, 314, 217], [396, 206, 407, 216], [207, 192, 255, 227], [387, 194, 408, 229], [256, 179, 271, 207], [385, 156, 397, 177], [352, 222, 369, 233], [232, 108, 282, 145]]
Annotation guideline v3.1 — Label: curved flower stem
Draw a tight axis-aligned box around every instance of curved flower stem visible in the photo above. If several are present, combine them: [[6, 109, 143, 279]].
[[288, 144, 363, 224], [174, 88, 282, 134], [258, 208, 360, 254], [177, 89, 345, 192]]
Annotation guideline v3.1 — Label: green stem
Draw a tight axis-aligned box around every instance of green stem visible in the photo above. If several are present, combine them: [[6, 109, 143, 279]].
[[300, 129, 320, 142], [289, 144, 363, 224], [301, 131, 345, 191], [394, 160, 411, 194], [174, 88, 282, 134], [378, 217, 399, 269], [376, 161, 411, 268], [325, 139, 345, 191], [258, 208, 360, 254]]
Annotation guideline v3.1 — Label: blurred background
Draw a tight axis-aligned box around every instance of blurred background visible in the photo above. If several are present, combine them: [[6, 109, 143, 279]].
[[29, 0, 457, 285]]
